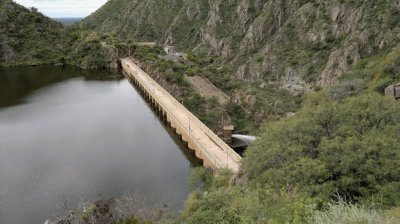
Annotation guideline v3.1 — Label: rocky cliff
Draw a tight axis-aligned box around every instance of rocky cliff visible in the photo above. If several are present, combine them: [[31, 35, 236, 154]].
[[82, 0, 400, 91]]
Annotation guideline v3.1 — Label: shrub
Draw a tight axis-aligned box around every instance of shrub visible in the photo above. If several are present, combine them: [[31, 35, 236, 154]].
[[309, 199, 393, 224], [328, 79, 366, 100], [243, 93, 400, 205]]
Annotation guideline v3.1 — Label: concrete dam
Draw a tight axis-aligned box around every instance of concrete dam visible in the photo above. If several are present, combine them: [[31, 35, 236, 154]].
[[121, 58, 241, 172]]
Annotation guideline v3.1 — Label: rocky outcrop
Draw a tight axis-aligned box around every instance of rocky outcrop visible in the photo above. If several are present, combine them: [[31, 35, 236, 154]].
[[82, 0, 400, 90], [319, 42, 360, 86]]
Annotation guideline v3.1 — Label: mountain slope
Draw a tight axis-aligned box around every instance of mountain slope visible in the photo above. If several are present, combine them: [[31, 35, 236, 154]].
[[0, 0, 65, 66], [81, 0, 183, 41], [82, 0, 400, 90], [0, 1, 135, 69]]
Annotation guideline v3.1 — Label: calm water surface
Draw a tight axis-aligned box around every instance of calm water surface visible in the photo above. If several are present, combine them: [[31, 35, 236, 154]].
[[0, 66, 198, 224]]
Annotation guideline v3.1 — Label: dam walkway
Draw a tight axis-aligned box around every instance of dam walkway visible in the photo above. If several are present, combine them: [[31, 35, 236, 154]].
[[121, 58, 241, 172]]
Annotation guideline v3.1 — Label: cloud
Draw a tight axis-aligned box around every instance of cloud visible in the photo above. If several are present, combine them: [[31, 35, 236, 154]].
[[14, 0, 107, 18]]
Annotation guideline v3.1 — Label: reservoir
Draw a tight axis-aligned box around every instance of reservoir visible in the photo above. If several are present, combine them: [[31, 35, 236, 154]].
[[0, 66, 198, 224]]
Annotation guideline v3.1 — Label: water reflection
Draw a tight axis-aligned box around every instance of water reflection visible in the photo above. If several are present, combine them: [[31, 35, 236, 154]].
[[0, 66, 123, 108]]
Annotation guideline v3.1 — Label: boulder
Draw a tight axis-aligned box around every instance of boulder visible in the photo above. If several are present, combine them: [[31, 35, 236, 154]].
[[385, 84, 400, 99], [108, 61, 119, 69]]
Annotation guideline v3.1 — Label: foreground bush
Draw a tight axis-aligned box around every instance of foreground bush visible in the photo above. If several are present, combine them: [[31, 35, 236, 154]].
[[243, 93, 400, 206], [309, 200, 394, 224]]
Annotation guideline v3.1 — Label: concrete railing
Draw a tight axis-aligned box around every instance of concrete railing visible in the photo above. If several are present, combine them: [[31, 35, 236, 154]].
[[162, 106, 227, 169], [122, 58, 241, 170]]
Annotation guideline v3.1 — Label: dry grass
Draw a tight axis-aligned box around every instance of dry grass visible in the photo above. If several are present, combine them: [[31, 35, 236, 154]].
[[309, 200, 397, 224]]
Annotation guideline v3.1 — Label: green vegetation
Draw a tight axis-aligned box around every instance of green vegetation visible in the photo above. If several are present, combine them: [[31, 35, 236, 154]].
[[309, 200, 397, 224], [63, 27, 135, 69], [0, 1, 135, 68], [81, 0, 184, 41], [46, 40, 400, 224], [117, 219, 154, 224], [132, 45, 226, 131], [175, 46, 400, 224], [80, 0, 400, 88], [2, 0, 400, 223], [0, 0, 65, 66], [133, 45, 300, 133], [339, 45, 400, 94], [177, 92, 400, 223], [104, 15, 400, 222], [245, 92, 400, 205]]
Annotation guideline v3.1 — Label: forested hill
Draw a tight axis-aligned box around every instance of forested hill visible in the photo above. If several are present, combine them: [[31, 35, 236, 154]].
[[0, 0, 135, 69], [0, 0, 65, 66], [82, 0, 400, 90]]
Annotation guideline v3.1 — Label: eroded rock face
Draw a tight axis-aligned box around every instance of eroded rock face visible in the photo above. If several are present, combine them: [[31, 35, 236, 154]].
[[319, 42, 360, 86], [82, 0, 400, 90], [186, 1, 201, 21]]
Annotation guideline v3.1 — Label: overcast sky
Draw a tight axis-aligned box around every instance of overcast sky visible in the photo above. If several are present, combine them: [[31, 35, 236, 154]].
[[14, 0, 107, 18]]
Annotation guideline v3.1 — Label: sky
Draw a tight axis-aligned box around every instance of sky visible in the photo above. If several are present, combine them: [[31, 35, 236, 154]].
[[14, 0, 108, 18]]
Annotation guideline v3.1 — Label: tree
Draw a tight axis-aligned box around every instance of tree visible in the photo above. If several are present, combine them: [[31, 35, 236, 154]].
[[243, 93, 400, 206]]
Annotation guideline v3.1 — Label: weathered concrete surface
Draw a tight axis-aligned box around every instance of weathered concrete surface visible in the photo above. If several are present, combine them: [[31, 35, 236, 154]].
[[121, 58, 241, 172], [185, 75, 229, 104]]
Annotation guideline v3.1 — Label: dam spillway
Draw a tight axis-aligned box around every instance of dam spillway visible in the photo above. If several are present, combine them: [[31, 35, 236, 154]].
[[121, 58, 241, 172]]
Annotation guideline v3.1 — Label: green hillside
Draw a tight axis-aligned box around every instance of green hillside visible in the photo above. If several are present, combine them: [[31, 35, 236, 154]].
[[79, 0, 400, 132], [82, 0, 400, 88], [1, 0, 399, 223], [0, 0, 66, 66], [178, 46, 400, 224], [0, 0, 134, 68]]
